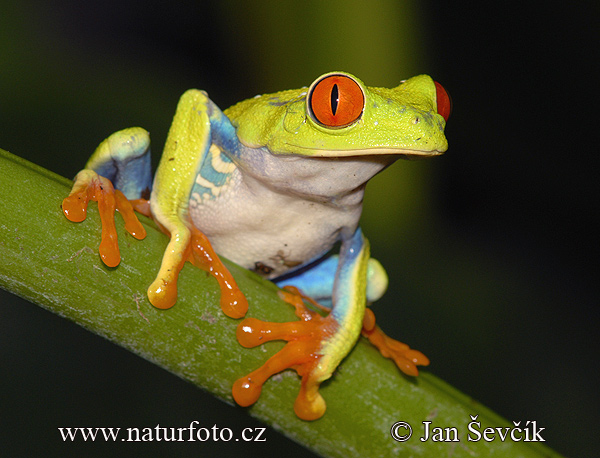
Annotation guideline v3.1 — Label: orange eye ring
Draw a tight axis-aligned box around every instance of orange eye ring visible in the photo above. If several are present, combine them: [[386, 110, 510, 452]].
[[307, 74, 365, 128]]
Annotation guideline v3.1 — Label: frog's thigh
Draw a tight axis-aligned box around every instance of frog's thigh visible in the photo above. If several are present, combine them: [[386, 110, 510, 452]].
[[85, 127, 152, 200], [276, 256, 388, 307]]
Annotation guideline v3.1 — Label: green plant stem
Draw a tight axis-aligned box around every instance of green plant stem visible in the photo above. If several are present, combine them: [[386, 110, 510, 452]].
[[0, 148, 562, 457]]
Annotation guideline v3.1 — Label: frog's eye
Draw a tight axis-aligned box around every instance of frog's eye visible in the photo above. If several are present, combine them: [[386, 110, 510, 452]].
[[307, 74, 365, 128], [434, 81, 452, 121]]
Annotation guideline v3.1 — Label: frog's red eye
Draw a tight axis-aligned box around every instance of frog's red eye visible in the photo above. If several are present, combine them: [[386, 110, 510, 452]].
[[434, 81, 452, 121], [308, 74, 365, 128]]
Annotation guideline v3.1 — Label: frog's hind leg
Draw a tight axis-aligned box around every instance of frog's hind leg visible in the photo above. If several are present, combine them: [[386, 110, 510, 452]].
[[361, 308, 429, 376], [274, 254, 390, 308], [233, 229, 372, 420], [62, 127, 152, 266], [232, 233, 428, 419], [277, 255, 429, 375]]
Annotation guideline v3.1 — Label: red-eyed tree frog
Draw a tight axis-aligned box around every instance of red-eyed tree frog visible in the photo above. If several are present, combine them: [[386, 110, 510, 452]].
[[62, 72, 450, 420]]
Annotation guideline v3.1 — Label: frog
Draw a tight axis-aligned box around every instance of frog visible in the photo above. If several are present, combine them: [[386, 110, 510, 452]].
[[62, 71, 451, 420]]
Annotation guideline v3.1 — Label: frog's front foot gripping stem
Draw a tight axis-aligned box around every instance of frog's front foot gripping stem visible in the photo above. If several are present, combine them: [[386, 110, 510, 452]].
[[232, 287, 429, 420], [62, 169, 146, 267], [62, 170, 247, 318], [232, 287, 336, 420]]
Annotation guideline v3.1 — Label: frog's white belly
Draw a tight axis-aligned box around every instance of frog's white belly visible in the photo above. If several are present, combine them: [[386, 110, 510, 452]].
[[188, 170, 362, 278]]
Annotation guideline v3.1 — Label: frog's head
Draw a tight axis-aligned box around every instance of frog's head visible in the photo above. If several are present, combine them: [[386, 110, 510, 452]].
[[227, 72, 450, 158]]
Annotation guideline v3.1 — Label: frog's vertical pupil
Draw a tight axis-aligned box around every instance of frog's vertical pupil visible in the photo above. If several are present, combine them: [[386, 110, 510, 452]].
[[331, 84, 339, 116], [307, 74, 365, 127]]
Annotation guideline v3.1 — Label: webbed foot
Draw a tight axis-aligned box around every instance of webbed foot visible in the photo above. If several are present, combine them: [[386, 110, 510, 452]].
[[62, 169, 146, 267], [232, 287, 337, 420], [361, 308, 429, 376], [63, 171, 247, 318]]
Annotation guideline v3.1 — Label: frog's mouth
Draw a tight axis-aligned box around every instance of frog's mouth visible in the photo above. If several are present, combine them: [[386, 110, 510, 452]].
[[292, 146, 446, 158]]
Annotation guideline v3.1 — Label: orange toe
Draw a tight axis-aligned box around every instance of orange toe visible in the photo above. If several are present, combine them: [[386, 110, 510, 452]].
[[187, 227, 248, 319], [232, 290, 337, 420], [362, 308, 429, 376]]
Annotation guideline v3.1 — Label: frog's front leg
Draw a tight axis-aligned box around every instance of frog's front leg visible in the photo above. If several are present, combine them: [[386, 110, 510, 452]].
[[145, 89, 247, 317], [232, 229, 371, 419], [279, 254, 429, 375], [232, 229, 429, 420], [274, 253, 390, 308], [63, 91, 247, 318], [62, 127, 151, 266]]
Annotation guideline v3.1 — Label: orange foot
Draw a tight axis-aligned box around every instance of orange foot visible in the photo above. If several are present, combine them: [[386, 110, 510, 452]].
[[62, 170, 146, 267], [232, 287, 429, 420], [62, 170, 247, 318], [232, 286, 338, 421], [185, 226, 247, 318], [361, 308, 429, 376]]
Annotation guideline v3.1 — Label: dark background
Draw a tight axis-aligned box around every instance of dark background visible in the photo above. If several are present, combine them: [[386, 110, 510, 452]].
[[1, 1, 597, 457]]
